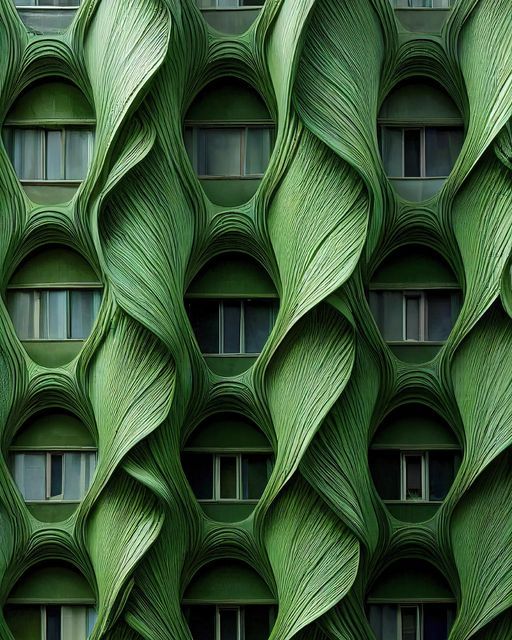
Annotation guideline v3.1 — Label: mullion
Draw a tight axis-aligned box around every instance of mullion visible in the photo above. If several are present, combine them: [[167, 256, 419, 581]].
[[241, 128, 246, 177]]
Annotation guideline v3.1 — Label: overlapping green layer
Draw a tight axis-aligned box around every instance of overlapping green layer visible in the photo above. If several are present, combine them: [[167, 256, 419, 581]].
[[0, 0, 510, 638]]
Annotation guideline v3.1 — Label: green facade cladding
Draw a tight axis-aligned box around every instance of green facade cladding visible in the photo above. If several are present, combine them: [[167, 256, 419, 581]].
[[0, 0, 511, 639]]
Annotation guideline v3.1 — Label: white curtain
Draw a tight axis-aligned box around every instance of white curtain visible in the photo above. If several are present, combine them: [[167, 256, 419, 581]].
[[70, 290, 101, 339], [63, 452, 96, 500], [65, 130, 91, 180], [245, 128, 271, 175], [13, 453, 45, 500], [62, 606, 87, 640], [7, 291, 34, 339]]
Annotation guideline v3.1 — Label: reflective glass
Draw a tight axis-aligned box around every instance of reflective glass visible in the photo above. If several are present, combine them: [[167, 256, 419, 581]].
[[426, 291, 453, 341], [46, 130, 63, 179], [62, 606, 87, 640], [13, 453, 45, 500], [86, 608, 98, 638], [50, 453, 63, 498], [245, 128, 271, 175], [401, 607, 418, 640], [46, 606, 62, 640], [70, 289, 101, 339], [223, 301, 241, 353], [369, 291, 403, 341], [12, 129, 42, 180], [63, 452, 82, 500], [380, 127, 402, 177], [200, 128, 241, 176], [241, 454, 269, 499], [219, 456, 237, 499], [369, 605, 398, 640], [244, 299, 274, 353], [7, 291, 35, 339], [429, 451, 457, 501], [405, 295, 420, 340], [187, 300, 220, 353], [404, 129, 421, 177], [45, 290, 68, 339], [405, 455, 423, 500], [219, 608, 238, 640], [182, 453, 214, 499], [65, 129, 91, 180], [369, 451, 400, 500], [425, 127, 463, 177]]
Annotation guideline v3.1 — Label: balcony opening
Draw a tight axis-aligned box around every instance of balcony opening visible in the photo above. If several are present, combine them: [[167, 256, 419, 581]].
[[13, 0, 81, 34]]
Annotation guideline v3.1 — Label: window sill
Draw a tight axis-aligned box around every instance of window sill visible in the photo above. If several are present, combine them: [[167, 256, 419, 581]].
[[385, 341, 445, 346], [197, 175, 263, 180], [19, 180, 83, 186], [16, 6, 80, 10], [202, 353, 261, 357], [24, 500, 82, 505], [383, 500, 442, 505], [19, 339, 86, 343], [198, 499, 260, 504], [393, 7, 451, 10], [198, 6, 263, 10]]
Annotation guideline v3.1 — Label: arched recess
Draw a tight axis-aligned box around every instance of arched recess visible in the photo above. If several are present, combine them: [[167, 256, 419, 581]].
[[5, 245, 103, 367], [185, 253, 278, 376], [368, 244, 461, 363], [12, 0, 82, 34], [390, 1, 453, 33], [184, 77, 275, 207], [2, 79, 95, 205], [4, 561, 97, 640], [367, 559, 456, 640], [8, 410, 97, 523], [369, 403, 461, 522], [378, 79, 464, 201], [195, 0, 265, 35], [183, 560, 277, 640], [182, 413, 274, 522]]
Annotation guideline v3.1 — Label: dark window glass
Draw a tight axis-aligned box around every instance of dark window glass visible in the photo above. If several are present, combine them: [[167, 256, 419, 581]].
[[245, 605, 271, 640], [429, 451, 457, 501], [401, 607, 418, 640], [404, 129, 421, 177], [188, 300, 219, 353], [182, 453, 214, 499], [425, 127, 464, 177], [242, 454, 270, 499], [426, 292, 453, 341], [405, 455, 423, 500], [223, 301, 241, 353], [219, 456, 237, 499], [369, 451, 400, 500], [244, 300, 274, 353], [46, 605, 61, 640], [424, 604, 451, 640], [405, 295, 420, 340], [50, 454, 63, 498], [369, 291, 402, 341], [219, 608, 238, 640], [186, 605, 215, 640]]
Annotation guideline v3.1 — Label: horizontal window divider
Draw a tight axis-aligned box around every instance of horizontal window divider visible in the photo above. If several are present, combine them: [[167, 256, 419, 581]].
[[182, 598, 277, 605], [19, 180, 83, 186], [198, 499, 260, 504], [184, 120, 274, 126], [8, 283, 102, 289], [4, 120, 95, 127], [197, 175, 263, 180], [7, 598, 95, 605], [184, 447, 273, 453], [368, 284, 459, 290], [185, 294, 278, 299], [18, 338, 86, 343], [199, 6, 263, 10], [366, 598, 456, 605], [24, 500, 82, 504], [378, 118, 463, 126], [393, 6, 451, 10], [15, 6, 80, 10], [10, 446, 96, 451], [385, 340, 446, 346], [387, 175, 449, 180], [203, 353, 260, 358], [383, 499, 442, 504], [370, 445, 460, 451]]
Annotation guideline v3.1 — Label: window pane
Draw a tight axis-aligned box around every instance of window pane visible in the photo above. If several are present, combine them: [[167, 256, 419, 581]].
[[219, 608, 238, 640], [50, 454, 63, 498], [14, 453, 45, 500], [408, 0, 432, 6], [182, 453, 214, 499], [62, 606, 87, 640], [7, 291, 35, 339], [244, 606, 270, 640], [245, 128, 271, 175], [46, 130, 63, 180], [244, 299, 273, 354], [368, 451, 400, 500], [369, 291, 403, 341], [201, 128, 241, 176], [223, 301, 241, 353], [424, 604, 451, 640], [187, 300, 219, 353], [380, 127, 402, 177], [63, 452, 83, 500], [219, 456, 237, 499], [186, 606, 215, 640], [404, 129, 421, 177], [12, 129, 42, 180], [84, 452, 97, 493], [47, 290, 68, 339], [70, 289, 100, 339], [429, 451, 456, 501], [65, 129, 91, 180], [425, 127, 463, 177], [87, 608, 97, 638], [241, 454, 269, 499], [405, 295, 420, 341], [405, 455, 423, 500], [426, 291, 453, 341], [369, 605, 398, 640], [46, 605, 62, 640], [401, 607, 418, 640]]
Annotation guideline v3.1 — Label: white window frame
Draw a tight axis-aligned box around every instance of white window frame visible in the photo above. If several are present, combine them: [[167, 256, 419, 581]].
[[197, 0, 264, 7], [3, 126, 93, 182], [400, 452, 427, 501], [398, 604, 421, 640], [12, 450, 97, 503], [7, 286, 102, 341], [184, 125, 273, 178]]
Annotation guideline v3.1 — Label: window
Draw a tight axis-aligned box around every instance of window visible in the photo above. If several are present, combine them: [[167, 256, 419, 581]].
[[391, 0, 451, 7], [183, 452, 273, 501], [11, 451, 96, 501], [369, 450, 461, 502], [369, 603, 455, 640], [185, 605, 275, 640], [184, 127, 272, 177], [197, 0, 264, 6], [369, 290, 460, 342], [43, 606, 96, 640], [7, 288, 101, 340], [379, 126, 463, 178], [2, 128, 93, 181], [14, 1, 81, 8], [186, 299, 277, 354]]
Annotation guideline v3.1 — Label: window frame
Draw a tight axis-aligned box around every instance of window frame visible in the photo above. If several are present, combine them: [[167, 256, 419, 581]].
[[216, 605, 242, 640], [398, 604, 421, 640], [400, 451, 427, 501], [197, 0, 264, 8], [378, 124, 463, 179], [368, 287, 461, 345], [41, 604, 96, 640], [391, 0, 452, 8], [10, 448, 97, 504], [184, 123, 274, 179], [183, 449, 274, 503], [2, 125, 94, 184], [6, 285, 102, 341]]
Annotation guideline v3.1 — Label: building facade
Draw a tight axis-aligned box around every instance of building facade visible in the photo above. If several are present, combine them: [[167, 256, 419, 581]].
[[0, 0, 511, 638]]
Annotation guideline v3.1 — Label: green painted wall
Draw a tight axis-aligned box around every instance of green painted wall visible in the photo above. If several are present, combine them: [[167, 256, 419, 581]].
[[0, 0, 509, 639], [8, 564, 94, 604], [9, 246, 100, 285], [368, 559, 454, 602], [4, 605, 40, 639], [185, 413, 270, 449], [11, 412, 94, 448], [378, 80, 462, 123], [370, 245, 458, 286]]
